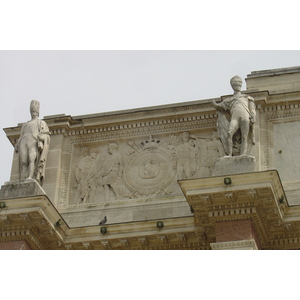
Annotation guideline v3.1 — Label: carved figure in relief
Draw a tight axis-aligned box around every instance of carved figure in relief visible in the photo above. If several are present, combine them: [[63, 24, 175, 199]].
[[176, 131, 198, 179], [100, 142, 124, 203], [15, 100, 51, 185], [74, 148, 100, 203], [198, 131, 224, 176], [212, 76, 256, 156]]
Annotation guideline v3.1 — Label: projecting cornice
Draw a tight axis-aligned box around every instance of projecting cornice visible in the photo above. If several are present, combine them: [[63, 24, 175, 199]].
[[0, 181, 206, 250], [178, 170, 300, 250], [4, 90, 300, 147]]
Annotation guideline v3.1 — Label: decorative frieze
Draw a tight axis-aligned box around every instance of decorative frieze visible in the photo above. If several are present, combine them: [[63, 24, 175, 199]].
[[58, 129, 226, 210]]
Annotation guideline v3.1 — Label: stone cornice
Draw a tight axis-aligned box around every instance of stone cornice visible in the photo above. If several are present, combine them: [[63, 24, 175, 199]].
[[4, 90, 300, 147], [4, 101, 219, 145], [210, 239, 258, 250], [0, 196, 207, 249], [178, 170, 300, 250]]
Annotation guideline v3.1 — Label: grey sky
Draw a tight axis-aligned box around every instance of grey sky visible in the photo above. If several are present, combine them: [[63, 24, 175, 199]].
[[1, 50, 300, 184]]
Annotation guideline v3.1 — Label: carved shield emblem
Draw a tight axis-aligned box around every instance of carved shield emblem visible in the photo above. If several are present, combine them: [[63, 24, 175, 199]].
[[123, 142, 176, 197]]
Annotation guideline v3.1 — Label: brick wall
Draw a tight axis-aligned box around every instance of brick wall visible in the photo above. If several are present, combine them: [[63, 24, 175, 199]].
[[0, 240, 32, 250], [216, 219, 261, 249]]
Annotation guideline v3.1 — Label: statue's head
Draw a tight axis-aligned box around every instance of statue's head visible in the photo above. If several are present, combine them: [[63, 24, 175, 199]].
[[182, 131, 190, 142], [89, 148, 99, 159], [230, 75, 243, 92], [108, 142, 118, 154], [30, 100, 40, 119]]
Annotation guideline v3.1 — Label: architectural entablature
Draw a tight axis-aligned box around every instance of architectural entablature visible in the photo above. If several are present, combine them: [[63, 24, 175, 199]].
[[0, 194, 206, 250], [4, 89, 300, 147], [179, 170, 300, 249]]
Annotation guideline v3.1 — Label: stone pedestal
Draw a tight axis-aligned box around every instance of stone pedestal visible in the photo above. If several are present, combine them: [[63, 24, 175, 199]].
[[0, 179, 46, 200], [213, 155, 256, 176]]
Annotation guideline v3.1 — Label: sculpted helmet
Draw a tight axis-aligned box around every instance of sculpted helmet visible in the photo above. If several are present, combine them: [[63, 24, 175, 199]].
[[230, 75, 243, 85], [30, 100, 40, 116]]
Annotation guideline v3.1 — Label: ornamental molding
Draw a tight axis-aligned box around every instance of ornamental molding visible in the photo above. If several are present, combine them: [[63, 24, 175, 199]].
[[1, 196, 210, 250], [178, 170, 300, 250], [4, 90, 300, 144], [73, 101, 216, 125], [0, 212, 65, 250], [210, 239, 258, 250], [63, 115, 217, 138]]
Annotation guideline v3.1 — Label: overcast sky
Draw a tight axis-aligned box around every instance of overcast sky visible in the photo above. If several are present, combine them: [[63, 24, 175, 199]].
[[1, 50, 300, 184]]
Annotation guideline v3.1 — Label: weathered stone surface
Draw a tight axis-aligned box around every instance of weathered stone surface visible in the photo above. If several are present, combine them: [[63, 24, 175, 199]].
[[0, 179, 46, 199], [246, 66, 300, 93], [274, 121, 300, 182], [3, 66, 300, 230], [212, 155, 256, 176], [14, 100, 50, 185], [212, 76, 256, 156]]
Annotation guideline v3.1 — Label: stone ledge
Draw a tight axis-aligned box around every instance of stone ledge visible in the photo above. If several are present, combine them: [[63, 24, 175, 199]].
[[210, 239, 258, 250], [0, 179, 46, 200]]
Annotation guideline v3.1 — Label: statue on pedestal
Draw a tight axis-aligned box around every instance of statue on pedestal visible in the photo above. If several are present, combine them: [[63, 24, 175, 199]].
[[15, 100, 50, 185], [212, 76, 256, 156]]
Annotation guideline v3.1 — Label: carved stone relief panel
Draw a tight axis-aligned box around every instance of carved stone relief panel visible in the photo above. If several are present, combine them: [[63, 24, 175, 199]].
[[197, 131, 224, 177], [69, 141, 131, 206], [66, 130, 224, 208]]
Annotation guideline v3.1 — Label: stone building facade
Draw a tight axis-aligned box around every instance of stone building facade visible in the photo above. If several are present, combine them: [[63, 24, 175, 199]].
[[1, 66, 300, 250]]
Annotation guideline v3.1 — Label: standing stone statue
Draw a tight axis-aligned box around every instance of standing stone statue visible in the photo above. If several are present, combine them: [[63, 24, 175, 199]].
[[211, 76, 256, 156], [15, 100, 51, 185]]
